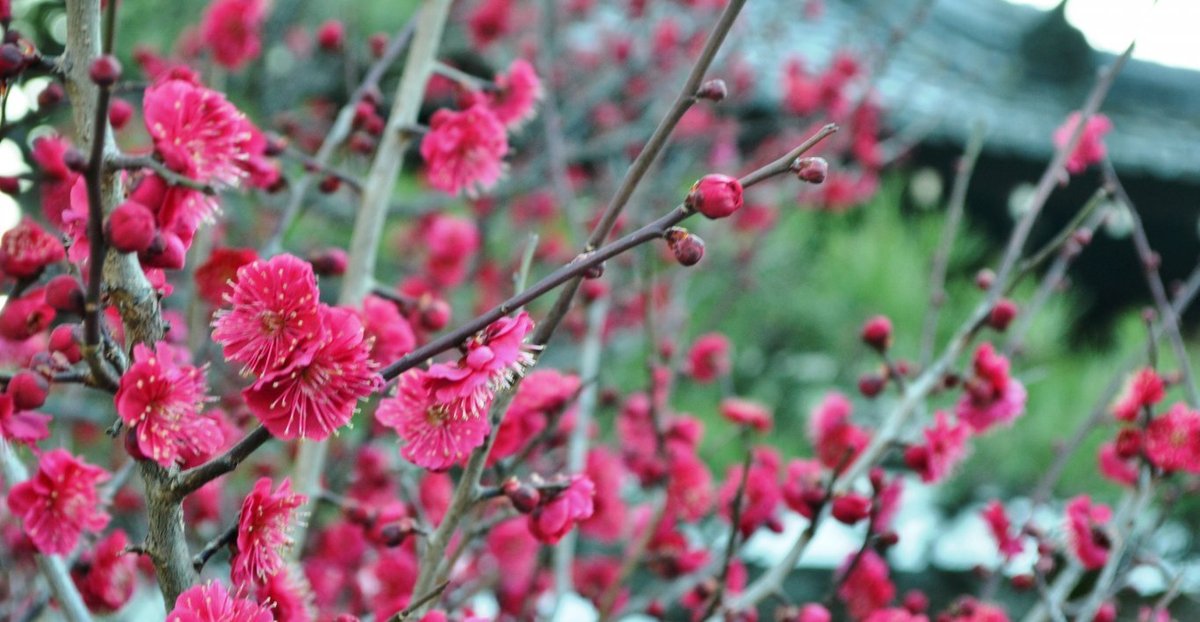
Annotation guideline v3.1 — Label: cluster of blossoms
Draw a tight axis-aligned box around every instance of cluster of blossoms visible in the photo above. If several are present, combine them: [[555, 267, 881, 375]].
[[213, 254, 380, 440]]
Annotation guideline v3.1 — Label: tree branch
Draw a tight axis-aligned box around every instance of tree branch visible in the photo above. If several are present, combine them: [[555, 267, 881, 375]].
[[173, 425, 272, 498]]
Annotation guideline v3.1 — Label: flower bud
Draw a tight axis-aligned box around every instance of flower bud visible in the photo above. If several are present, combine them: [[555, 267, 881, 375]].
[[49, 324, 83, 364], [667, 230, 705, 267], [7, 370, 48, 410], [37, 82, 64, 108], [369, 33, 389, 59], [417, 298, 451, 332], [378, 520, 414, 547], [108, 98, 134, 129], [1010, 574, 1035, 591], [44, 276, 85, 314], [858, 372, 886, 398], [0, 43, 23, 79], [316, 20, 345, 52], [307, 247, 348, 276], [124, 427, 147, 460], [1114, 428, 1141, 459], [792, 156, 829, 184], [860, 315, 892, 352], [141, 231, 187, 270], [903, 590, 929, 614], [988, 299, 1018, 331], [107, 201, 156, 253], [830, 493, 871, 525], [0, 292, 54, 340], [903, 445, 930, 474], [686, 174, 743, 219], [89, 55, 122, 86], [583, 261, 605, 279], [63, 149, 88, 173], [503, 479, 541, 514], [696, 78, 727, 102], [318, 175, 341, 194]]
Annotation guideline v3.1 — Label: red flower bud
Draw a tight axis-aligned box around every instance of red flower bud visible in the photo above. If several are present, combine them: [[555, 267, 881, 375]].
[[378, 520, 413, 547], [1010, 574, 1035, 591], [44, 275, 83, 315], [504, 481, 541, 514], [792, 156, 829, 184], [1114, 428, 1142, 459], [903, 590, 929, 614], [106, 201, 157, 253], [858, 372, 886, 398], [831, 493, 871, 525], [0, 291, 54, 340], [0, 176, 18, 195], [63, 149, 88, 173], [860, 315, 892, 352], [89, 55, 122, 86], [318, 175, 341, 194], [307, 247, 348, 276], [696, 78, 727, 102], [369, 33, 389, 59], [0, 43, 23, 79], [686, 174, 743, 219], [108, 98, 134, 130], [417, 298, 451, 332], [903, 445, 930, 474], [141, 231, 187, 270], [316, 20, 345, 52], [988, 298, 1018, 331], [37, 82, 64, 108], [7, 370, 48, 410], [49, 324, 83, 364]]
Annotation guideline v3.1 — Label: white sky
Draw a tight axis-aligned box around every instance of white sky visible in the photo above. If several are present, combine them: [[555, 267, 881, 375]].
[[1008, 0, 1200, 70]]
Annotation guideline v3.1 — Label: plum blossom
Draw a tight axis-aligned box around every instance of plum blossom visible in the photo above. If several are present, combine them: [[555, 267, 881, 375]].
[[1143, 402, 1200, 473], [243, 305, 380, 440], [166, 580, 274, 622], [212, 254, 324, 379], [981, 500, 1024, 561], [903, 411, 970, 483], [143, 77, 254, 187], [528, 475, 595, 544], [375, 368, 491, 471], [71, 529, 137, 614], [1065, 495, 1112, 570], [419, 103, 509, 197], [685, 332, 730, 382], [1053, 111, 1112, 174], [809, 391, 870, 470], [0, 220, 65, 279], [200, 0, 268, 71], [6, 448, 110, 555], [232, 478, 307, 587], [838, 550, 895, 619], [115, 342, 220, 467], [425, 311, 535, 414], [1111, 368, 1165, 422], [956, 343, 1027, 433]]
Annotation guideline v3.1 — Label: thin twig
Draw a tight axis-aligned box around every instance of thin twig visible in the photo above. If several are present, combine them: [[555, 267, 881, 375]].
[[700, 435, 753, 620], [191, 522, 237, 572], [107, 154, 217, 194], [390, 580, 450, 622], [1103, 160, 1200, 407], [173, 425, 272, 498], [919, 123, 985, 366]]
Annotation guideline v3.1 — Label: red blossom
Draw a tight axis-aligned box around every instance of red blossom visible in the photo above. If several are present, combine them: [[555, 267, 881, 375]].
[[212, 254, 324, 379], [166, 580, 274, 622], [115, 342, 220, 467], [194, 247, 259, 307], [528, 475, 595, 544], [0, 220, 65, 279], [481, 58, 543, 128], [6, 448, 110, 555], [244, 305, 380, 440], [1053, 112, 1112, 174], [685, 332, 731, 383], [1143, 402, 1200, 473], [903, 411, 970, 483], [809, 391, 870, 470], [425, 311, 534, 413], [720, 397, 773, 432], [200, 0, 268, 71], [1111, 368, 1165, 422], [956, 343, 1027, 433], [71, 529, 137, 614], [0, 393, 50, 446], [232, 478, 307, 587], [980, 500, 1024, 561], [419, 103, 509, 197], [838, 550, 895, 620], [375, 368, 491, 471], [143, 77, 254, 186], [359, 294, 416, 366], [1065, 495, 1111, 570], [719, 447, 783, 537]]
